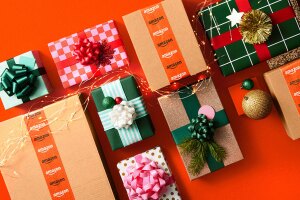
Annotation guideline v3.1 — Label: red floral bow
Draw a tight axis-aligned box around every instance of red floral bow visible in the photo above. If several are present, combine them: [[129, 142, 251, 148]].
[[73, 38, 114, 66], [123, 154, 174, 200]]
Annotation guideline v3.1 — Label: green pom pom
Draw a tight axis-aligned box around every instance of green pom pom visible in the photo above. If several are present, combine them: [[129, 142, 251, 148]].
[[241, 79, 254, 90], [102, 96, 115, 109]]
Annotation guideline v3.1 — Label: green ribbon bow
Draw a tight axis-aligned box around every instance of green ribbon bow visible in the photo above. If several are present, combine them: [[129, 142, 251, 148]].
[[189, 114, 215, 142], [0, 64, 37, 99], [179, 113, 226, 176]]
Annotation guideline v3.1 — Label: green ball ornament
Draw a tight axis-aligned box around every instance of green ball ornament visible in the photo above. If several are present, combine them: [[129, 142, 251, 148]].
[[241, 79, 254, 90], [102, 96, 115, 109]]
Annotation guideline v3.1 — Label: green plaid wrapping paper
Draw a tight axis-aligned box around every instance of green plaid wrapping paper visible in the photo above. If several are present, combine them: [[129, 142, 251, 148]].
[[199, 0, 300, 76], [91, 76, 154, 150]]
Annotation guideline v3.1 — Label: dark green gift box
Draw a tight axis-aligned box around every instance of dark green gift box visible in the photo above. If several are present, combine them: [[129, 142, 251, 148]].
[[198, 0, 300, 76], [158, 81, 243, 180], [92, 76, 154, 150]]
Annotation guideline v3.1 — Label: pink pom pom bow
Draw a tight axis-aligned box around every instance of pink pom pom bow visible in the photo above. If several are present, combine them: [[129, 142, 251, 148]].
[[123, 154, 174, 200]]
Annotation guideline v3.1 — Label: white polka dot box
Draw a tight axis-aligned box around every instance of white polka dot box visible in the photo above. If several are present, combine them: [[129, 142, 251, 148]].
[[117, 146, 181, 200]]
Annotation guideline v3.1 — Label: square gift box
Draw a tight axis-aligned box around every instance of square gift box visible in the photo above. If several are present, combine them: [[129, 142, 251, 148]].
[[264, 58, 300, 140], [158, 80, 243, 180], [198, 0, 300, 76], [48, 20, 129, 88], [123, 0, 207, 91], [0, 95, 115, 200], [0, 51, 51, 110], [91, 76, 154, 150], [117, 146, 181, 200]]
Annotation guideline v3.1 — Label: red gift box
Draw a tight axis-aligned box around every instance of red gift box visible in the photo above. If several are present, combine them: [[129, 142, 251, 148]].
[[48, 20, 129, 88]]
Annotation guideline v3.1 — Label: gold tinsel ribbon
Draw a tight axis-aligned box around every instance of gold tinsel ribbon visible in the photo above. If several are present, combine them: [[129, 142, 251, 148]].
[[239, 10, 273, 44]]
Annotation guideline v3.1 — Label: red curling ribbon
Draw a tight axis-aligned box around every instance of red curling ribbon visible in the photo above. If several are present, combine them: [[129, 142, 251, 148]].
[[73, 38, 102, 65], [123, 155, 174, 200], [55, 31, 123, 71], [210, 2, 296, 62]]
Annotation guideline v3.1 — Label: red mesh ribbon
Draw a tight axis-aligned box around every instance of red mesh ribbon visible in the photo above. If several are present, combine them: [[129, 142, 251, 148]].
[[73, 38, 114, 66]]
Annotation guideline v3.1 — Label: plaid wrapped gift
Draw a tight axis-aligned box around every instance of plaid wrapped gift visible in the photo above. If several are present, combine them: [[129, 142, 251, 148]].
[[0, 51, 51, 110], [198, 0, 300, 76], [48, 20, 129, 88], [158, 81, 243, 180], [91, 76, 154, 150]]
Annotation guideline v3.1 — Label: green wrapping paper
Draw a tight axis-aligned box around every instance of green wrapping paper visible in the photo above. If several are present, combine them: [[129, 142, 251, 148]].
[[198, 0, 300, 76], [92, 76, 154, 150], [158, 81, 243, 180], [0, 51, 51, 110]]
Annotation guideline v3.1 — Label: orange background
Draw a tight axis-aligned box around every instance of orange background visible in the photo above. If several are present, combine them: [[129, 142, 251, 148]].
[[0, 0, 300, 199], [228, 77, 262, 116]]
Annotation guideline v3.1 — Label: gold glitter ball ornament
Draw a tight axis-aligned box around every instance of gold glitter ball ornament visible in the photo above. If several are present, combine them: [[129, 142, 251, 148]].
[[242, 90, 272, 120], [239, 10, 273, 44]]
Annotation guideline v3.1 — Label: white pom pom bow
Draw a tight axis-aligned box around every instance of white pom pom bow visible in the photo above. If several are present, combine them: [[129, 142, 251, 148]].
[[110, 101, 137, 129]]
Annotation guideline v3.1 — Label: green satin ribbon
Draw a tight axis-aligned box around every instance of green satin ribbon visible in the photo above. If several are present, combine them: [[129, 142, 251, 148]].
[[172, 86, 228, 173], [1, 62, 37, 99]]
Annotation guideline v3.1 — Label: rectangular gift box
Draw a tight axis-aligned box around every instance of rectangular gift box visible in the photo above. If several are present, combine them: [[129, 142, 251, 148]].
[[48, 20, 129, 88], [198, 0, 300, 76], [0, 51, 51, 110], [0, 95, 115, 200], [158, 80, 243, 180], [123, 0, 207, 91], [267, 46, 300, 70], [91, 76, 154, 150], [264, 59, 300, 140], [117, 146, 181, 200]]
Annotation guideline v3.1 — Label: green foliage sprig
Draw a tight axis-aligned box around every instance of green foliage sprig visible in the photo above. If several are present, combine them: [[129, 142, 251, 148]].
[[179, 114, 226, 176]]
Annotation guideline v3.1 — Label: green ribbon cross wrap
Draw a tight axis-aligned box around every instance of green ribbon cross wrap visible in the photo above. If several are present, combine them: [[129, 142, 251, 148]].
[[92, 76, 154, 150], [171, 86, 229, 173], [0, 56, 46, 103]]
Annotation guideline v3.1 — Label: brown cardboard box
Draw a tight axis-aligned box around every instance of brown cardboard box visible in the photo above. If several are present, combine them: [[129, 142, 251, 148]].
[[0, 95, 115, 200], [123, 0, 206, 91], [264, 60, 300, 140], [158, 81, 243, 179]]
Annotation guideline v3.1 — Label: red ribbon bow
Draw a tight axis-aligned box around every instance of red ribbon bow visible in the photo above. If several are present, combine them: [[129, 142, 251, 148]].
[[73, 38, 114, 66], [123, 155, 174, 200]]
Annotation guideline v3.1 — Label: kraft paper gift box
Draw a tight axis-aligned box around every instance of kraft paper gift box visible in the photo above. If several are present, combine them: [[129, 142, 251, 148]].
[[91, 76, 154, 150], [117, 146, 181, 200], [123, 0, 207, 91], [198, 0, 300, 76], [0, 95, 115, 200], [0, 51, 51, 110], [158, 81, 243, 180], [48, 20, 129, 88], [264, 58, 300, 140]]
